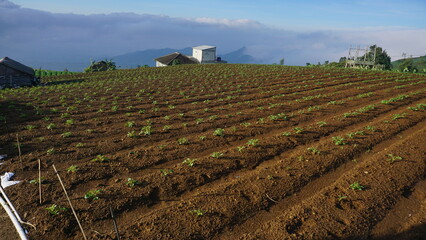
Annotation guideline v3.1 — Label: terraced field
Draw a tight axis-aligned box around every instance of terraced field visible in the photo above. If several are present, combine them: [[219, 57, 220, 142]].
[[0, 64, 425, 239]]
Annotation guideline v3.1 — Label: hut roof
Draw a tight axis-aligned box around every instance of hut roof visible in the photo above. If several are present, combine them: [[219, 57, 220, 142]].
[[154, 52, 199, 65], [0, 57, 35, 76]]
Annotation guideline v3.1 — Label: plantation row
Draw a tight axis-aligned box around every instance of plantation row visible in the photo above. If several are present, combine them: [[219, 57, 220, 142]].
[[0, 64, 425, 239]]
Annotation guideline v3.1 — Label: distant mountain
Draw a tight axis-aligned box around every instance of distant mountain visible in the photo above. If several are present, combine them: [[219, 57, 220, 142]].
[[111, 47, 259, 68], [112, 47, 193, 68], [221, 47, 257, 64]]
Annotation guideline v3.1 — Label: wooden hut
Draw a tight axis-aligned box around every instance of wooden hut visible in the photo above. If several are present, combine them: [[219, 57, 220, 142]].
[[0, 57, 36, 88]]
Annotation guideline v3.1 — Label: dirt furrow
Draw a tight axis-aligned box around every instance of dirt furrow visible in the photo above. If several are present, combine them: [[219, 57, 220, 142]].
[[244, 120, 425, 240]]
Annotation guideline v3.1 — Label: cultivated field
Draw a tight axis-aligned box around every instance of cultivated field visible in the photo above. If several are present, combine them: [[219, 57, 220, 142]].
[[0, 64, 425, 239]]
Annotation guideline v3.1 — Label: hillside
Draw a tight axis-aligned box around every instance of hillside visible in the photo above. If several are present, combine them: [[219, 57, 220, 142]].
[[1, 65, 425, 239], [392, 55, 426, 71]]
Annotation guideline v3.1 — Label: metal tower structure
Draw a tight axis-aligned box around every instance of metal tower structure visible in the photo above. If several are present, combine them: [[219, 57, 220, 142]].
[[345, 45, 377, 68]]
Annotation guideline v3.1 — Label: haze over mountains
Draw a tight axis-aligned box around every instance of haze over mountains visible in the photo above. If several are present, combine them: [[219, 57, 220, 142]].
[[28, 47, 257, 71], [111, 47, 258, 69]]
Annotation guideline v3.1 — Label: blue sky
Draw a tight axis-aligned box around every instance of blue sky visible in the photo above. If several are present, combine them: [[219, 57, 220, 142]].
[[2, 0, 426, 70], [12, 0, 426, 30]]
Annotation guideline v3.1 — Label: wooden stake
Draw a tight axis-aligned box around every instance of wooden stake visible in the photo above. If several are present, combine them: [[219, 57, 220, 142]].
[[109, 205, 120, 240], [52, 164, 87, 240], [16, 134, 23, 171], [38, 159, 42, 204]]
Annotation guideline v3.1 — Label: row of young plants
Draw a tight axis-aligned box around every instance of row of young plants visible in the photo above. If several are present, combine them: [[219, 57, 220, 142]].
[[108, 97, 426, 240], [36, 92, 425, 232]]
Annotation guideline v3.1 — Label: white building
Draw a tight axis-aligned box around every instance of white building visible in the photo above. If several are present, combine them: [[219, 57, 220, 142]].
[[192, 45, 216, 63]]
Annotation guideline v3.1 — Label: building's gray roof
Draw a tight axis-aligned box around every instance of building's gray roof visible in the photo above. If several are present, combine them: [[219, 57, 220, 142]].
[[154, 52, 199, 65], [193, 45, 216, 50], [0, 57, 35, 76]]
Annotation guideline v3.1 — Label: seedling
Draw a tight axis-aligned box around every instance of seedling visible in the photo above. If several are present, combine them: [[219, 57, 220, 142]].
[[29, 177, 45, 184], [190, 209, 204, 216], [332, 136, 346, 146], [307, 147, 321, 155], [182, 158, 197, 167], [391, 113, 407, 121], [25, 125, 37, 130], [46, 204, 67, 215], [160, 169, 173, 176], [125, 121, 136, 128], [294, 127, 304, 134], [177, 137, 189, 145], [247, 139, 259, 146], [127, 131, 138, 138], [317, 121, 327, 127], [199, 135, 206, 141], [282, 132, 291, 136], [365, 126, 376, 132], [210, 152, 224, 159], [75, 142, 85, 148], [126, 178, 141, 187], [84, 189, 101, 200], [349, 182, 365, 191], [386, 154, 402, 164], [46, 123, 56, 130], [67, 165, 79, 173], [91, 154, 109, 162], [213, 128, 225, 137], [47, 148, 56, 155], [267, 175, 274, 180], [237, 146, 246, 153], [61, 132, 72, 138], [139, 125, 153, 136], [65, 119, 74, 125]]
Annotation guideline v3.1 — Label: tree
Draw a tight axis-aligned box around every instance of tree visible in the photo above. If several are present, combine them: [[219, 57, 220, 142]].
[[362, 45, 392, 70], [85, 59, 116, 73], [279, 58, 285, 65], [398, 58, 418, 72]]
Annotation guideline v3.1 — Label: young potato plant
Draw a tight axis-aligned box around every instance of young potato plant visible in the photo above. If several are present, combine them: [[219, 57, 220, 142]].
[[91, 154, 110, 162], [177, 137, 189, 145], [84, 189, 102, 200], [247, 139, 259, 147], [67, 165, 79, 173], [189, 209, 205, 216], [386, 154, 402, 164], [307, 147, 321, 155], [126, 178, 141, 187], [210, 152, 224, 159], [332, 136, 346, 146], [349, 182, 365, 191], [46, 204, 67, 215], [160, 169, 174, 176], [182, 158, 197, 167]]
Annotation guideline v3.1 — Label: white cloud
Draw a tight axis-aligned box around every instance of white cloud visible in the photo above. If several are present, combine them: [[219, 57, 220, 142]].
[[0, 0, 425, 70]]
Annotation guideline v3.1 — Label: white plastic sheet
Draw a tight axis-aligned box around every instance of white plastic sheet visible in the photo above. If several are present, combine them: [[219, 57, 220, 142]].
[[1, 172, 20, 188]]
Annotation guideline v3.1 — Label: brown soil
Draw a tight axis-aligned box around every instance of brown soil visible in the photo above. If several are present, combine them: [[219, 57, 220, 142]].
[[0, 64, 425, 239]]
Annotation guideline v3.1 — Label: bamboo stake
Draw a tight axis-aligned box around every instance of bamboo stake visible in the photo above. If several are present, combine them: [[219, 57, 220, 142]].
[[38, 159, 42, 204], [52, 164, 87, 240], [109, 205, 120, 240], [16, 134, 23, 171]]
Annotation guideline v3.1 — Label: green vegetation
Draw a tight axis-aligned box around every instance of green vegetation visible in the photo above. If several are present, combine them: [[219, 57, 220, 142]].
[[84, 189, 102, 200], [45, 204, 67, 215], [386, 154, 402, 164], [126, 178, 141, 187], [349, 182, 365, 191]]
